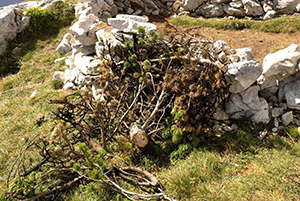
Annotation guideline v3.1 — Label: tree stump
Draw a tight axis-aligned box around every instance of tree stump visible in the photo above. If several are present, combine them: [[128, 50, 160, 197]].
[[129, 123, 149, 148]]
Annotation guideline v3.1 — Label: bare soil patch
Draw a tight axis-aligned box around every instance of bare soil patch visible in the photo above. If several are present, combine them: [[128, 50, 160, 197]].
[[150, 17, 300, 64]]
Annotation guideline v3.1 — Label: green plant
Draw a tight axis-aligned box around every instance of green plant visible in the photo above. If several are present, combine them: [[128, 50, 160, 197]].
[[50, 1, 75, 26], [287, 127, 300, 141], [170, 15, 300, 33], [25, 7, 55, 34], [51, 79, 64, 89]]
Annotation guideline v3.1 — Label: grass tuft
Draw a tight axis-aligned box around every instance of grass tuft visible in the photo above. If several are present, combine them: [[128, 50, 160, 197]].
[[171, 15, 300, 33]]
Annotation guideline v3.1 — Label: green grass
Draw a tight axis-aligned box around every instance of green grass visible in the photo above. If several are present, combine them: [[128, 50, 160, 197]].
[[0, 1, 76, 193], [159, 134, 300, 201], [0, 30, 70, 190], [171, 15, 300, 33]]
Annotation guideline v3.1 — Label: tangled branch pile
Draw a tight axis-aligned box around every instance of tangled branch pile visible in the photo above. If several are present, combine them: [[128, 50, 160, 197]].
[[5, 25, 229, 200]]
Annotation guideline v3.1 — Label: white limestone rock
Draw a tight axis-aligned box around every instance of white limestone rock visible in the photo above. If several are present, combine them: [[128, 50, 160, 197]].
[[225, 61, 263, 93], [74, 53, 95, 75], [278, 78, 300, 110], [242, 0, 265, 16], [263, 10, 276, 20], [56, 33, 75, 55], [258, 75, 278, 90], [211, 0, 231, 4], [75, 2, 88, 18], [282, 111, 293, 126], [0, 6, 17, 55], [262, 44, 300, 79], [195, 4, 224, 18], [53, 71, 65, 81], [226, 93, 250, 120], [95, 26, 124, 59], [297, 3, 300, 12], [239, 86, 260, 104], [118, 14, 149, 21], [0, 6, 30, 55], [92, 83, 105, 100], [230, 1, 244, 8], [225, 91, 269, 123], [64, 67, 80, 83], [258, 75, 279, 98], [213, 109, 229, 120], [18, 1, 41, 9], [211, 40, 230, 54], [69, 14, 101, 46], [180, 0, 205, 11], [108, 15, 156, 33], [271, 107, 284, 117], [223, 4, 245, 17], [233, 47, 254, 62], [262, 0, 274, 12], [54, 57, 65, 63], [246, 98, 270, 123], [63, 81, 76, 90], [274, 0, 300, 14], [97, 0, 110, 10], [22, 15, 31, 29]]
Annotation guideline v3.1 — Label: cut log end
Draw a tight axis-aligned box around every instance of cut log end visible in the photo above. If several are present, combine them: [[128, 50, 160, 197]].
[[130, 123, 149, 148]]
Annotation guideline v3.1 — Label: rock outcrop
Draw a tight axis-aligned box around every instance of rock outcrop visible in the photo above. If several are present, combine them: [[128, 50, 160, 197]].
[[0, 5, 30, 55]]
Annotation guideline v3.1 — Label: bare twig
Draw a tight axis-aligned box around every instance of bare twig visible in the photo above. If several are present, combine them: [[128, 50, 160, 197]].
[[108, 83, 144, 140], [7, 133, 40, 190], [142, 89, 165, 130]]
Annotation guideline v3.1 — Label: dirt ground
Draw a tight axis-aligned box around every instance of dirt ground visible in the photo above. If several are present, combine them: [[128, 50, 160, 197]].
[[150, 17, 300, 64]]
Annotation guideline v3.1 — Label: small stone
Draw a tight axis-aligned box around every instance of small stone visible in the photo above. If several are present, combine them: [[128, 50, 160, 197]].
[[258, 131, 268, 140], [126, 7, 134, 14], [213, 124, 223, 133], [274, 117, 279, 127], [279, 102, 288, 110], [271, 108, 284, 118], [30, 91, 38, 98], [178, 11, 190, 16], [213, 109, 229, 120], [294, 119, 300, 126], [282, 111, 293, 126], [63, 82, 76, 90], [231, 123, 238, 130], [272, 127, 278, 132], [52, 71, 65, 81], [269, 95, 278, 103], [223, 126, 232, 132], [54, 57, 65, 63]]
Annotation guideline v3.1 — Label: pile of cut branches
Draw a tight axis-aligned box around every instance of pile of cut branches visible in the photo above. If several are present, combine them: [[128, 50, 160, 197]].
[[5, 25, 229, 200]]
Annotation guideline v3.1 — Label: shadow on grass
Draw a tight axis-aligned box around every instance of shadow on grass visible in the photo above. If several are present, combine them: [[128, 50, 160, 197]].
[[200, 118, 294, 155], [0, 25, 68, 77], [140, 117, 296, 171]]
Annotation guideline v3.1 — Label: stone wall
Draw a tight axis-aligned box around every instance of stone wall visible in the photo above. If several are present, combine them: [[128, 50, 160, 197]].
[[53, 0, 300, 138], [176, 0, 300, 20], [2, 0, 300, 56]]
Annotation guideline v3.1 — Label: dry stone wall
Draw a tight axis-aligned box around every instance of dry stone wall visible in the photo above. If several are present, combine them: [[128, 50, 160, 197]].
[[2, 0, 300, 56], [175, 0, 300, 20]]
